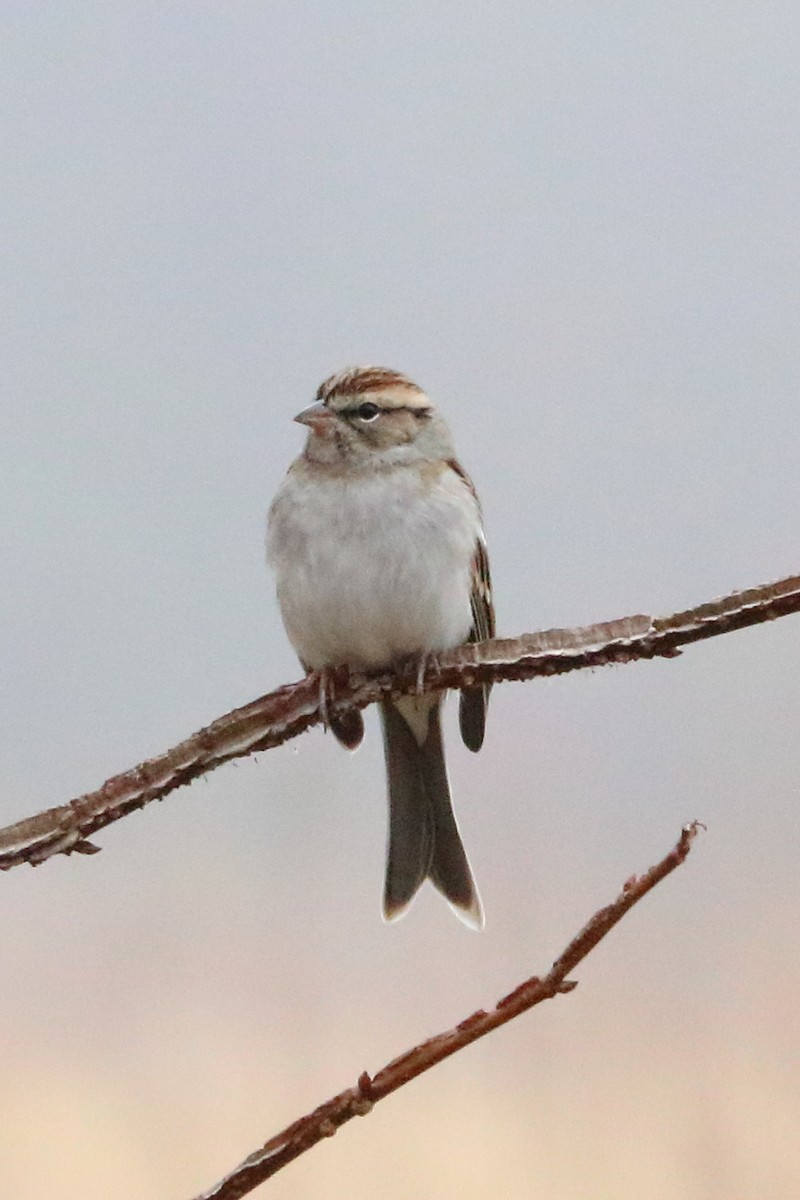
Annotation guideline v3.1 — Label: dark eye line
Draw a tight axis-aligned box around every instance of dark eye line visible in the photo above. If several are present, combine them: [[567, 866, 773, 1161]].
[[339, 404, 431, 421]]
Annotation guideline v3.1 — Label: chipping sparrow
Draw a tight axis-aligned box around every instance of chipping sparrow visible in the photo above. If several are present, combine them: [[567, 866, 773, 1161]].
[[267, 366, 494, 928]]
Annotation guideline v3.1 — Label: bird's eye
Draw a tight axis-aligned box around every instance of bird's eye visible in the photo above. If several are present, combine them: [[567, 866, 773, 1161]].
[[355, 402, 380, 421]]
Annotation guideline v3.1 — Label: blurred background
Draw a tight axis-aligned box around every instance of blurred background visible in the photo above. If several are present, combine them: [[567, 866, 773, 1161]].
[[3, 4, 800, 1197]]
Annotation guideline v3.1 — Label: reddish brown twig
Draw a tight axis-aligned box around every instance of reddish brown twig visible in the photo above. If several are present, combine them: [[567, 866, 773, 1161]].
[[191, 823, 702, 1199], [1, 572, 796, 871]]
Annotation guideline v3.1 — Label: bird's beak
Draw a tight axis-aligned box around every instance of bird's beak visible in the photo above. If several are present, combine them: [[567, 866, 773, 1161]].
[[294, 402, 334, 433]]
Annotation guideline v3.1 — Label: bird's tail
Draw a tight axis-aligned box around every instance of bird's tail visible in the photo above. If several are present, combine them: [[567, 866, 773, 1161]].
[[379, 697, 483, 929]]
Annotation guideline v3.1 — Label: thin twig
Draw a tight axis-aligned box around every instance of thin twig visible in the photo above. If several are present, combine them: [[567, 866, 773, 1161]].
[[192, 822, 702, 1199], [0, 573, 796, 871]]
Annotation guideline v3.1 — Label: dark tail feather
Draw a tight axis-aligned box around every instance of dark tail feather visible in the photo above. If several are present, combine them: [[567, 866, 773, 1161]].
[[380, 700, 483, 929], [458, 684, 490, 752], [330, 708, 364, 750]]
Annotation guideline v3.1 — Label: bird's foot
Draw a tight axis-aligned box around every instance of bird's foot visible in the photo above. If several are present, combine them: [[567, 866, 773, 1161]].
[[314, 665, 364, 750], [415, 651, 441, 695]]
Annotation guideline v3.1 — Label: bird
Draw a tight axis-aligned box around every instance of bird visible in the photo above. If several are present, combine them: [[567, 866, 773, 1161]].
[[267, 366, 494, 928]]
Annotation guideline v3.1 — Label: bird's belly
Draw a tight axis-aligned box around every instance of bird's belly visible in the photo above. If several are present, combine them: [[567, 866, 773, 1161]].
[[270, 471, 477, 669]]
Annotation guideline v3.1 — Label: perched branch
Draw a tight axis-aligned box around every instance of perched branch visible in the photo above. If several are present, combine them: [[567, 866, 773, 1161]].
[[191, 822, 702, 1199], [1, 573, 797, 871]]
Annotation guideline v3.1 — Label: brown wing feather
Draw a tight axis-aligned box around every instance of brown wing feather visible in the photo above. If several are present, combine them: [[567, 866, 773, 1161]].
[[447, 461, 495, 753]]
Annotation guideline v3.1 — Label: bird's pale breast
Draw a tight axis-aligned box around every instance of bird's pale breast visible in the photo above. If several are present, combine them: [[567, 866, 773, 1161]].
[[268, 463, 478, 670]]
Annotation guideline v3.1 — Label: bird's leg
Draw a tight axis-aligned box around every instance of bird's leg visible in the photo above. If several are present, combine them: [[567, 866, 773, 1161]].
[[415, 651, 440, 695], [316, 666, 333, 731]]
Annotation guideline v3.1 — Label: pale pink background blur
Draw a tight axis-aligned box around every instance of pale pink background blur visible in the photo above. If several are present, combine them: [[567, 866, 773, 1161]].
[[3, 5, 800, 1198]]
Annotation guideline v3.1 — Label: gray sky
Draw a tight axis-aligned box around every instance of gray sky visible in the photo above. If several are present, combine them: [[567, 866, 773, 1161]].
[[3, 4, 800, 1197]]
